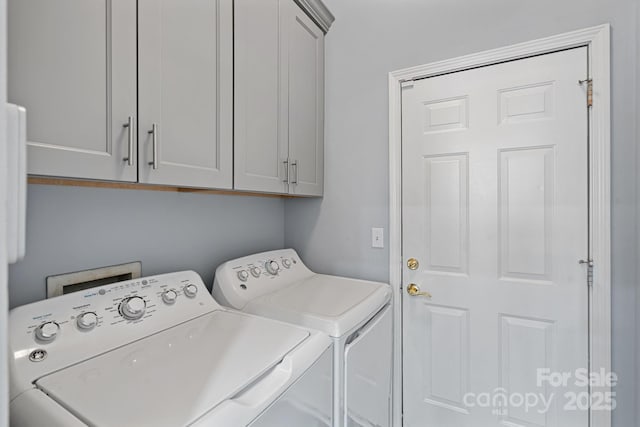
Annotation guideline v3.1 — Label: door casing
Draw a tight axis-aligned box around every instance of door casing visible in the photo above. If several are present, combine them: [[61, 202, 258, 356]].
[[388, 24, 611, 427]]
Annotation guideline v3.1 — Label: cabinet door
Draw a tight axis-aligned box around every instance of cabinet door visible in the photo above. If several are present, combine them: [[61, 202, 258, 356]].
[[282, 1, 325, 196], [234, 0, 288, 194], [8, 0, 137, 181], [138, 0, 232, 189]]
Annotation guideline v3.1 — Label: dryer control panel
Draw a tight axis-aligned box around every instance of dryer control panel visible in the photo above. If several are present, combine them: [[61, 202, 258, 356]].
[[9, 271, 218, 399], [213, 248, 315, 310]]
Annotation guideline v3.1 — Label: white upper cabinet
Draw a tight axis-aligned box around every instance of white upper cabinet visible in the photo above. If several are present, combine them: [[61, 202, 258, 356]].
[[235, 0, 328, 196], [138, 0, 233, 189], [283, 0, 325, 196], [234, 0, 286, 194], [9, 0, 331, 194], [8, 0, 138, 182]]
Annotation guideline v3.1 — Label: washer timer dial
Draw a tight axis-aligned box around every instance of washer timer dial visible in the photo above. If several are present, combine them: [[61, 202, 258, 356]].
[[119, 296, 147, 320], [265, 260, 280, 275]]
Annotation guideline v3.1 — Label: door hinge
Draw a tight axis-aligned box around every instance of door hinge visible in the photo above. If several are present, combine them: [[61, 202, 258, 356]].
[[579, 259, 594, 287], [579, 79, 593, 108]]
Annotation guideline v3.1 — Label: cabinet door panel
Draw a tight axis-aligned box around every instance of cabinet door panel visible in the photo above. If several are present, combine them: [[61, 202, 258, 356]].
[[284, 1, 324, 196], [234, 0, 287, 194], [139, 0, 232, 189], [8, 0, 137, 181]]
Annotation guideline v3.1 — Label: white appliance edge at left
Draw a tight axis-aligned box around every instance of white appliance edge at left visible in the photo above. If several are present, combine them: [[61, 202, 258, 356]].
[[0, 0, 9, 424]]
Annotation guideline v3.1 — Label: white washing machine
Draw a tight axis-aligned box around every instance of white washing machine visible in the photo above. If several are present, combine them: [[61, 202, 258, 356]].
[[9, 271, 333, 427], [213, 249, 393, 427]]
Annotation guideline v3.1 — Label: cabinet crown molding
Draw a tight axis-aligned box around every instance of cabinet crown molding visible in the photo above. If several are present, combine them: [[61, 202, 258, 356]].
[[294, 0, 334, 33]]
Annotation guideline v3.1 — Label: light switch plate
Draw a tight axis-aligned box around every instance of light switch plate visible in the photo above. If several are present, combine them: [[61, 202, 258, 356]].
[[371, 228, 384, 248]]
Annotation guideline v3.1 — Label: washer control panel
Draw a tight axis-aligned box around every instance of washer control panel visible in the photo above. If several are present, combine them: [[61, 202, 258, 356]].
[[9, 270, 218, 398], [213, 248, 315, 310]]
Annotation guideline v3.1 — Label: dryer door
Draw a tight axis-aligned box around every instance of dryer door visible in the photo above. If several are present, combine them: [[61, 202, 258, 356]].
[[344, 305, 393, 427]]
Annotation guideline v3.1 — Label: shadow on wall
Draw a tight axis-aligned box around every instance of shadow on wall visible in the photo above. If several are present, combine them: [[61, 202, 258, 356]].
[[8, 184, 286, 308]]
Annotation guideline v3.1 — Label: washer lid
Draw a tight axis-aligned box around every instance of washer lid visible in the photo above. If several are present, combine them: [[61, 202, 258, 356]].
[[246, 275, 391, 337], [35, 310, 309, 427]]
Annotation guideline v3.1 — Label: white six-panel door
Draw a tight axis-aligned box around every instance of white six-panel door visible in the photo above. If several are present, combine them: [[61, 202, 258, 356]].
[[402, 48, 589, 427], [138, 0, 233, 189]]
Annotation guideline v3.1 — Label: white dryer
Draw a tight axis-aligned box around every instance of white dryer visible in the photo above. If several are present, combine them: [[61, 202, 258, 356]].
[[213, 249, 393, 427], [9, 271, 333, 427]]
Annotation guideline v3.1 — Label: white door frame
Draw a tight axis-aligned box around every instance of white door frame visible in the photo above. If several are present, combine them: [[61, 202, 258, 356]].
[[388, 24, 611, 427]]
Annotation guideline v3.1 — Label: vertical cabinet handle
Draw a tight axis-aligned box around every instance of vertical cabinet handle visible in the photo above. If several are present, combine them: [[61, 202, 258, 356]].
[[283, 160, 290, 184], [291, 160, 298, 185], [148, 123, 158, 170], [122, 116, 134, 166]]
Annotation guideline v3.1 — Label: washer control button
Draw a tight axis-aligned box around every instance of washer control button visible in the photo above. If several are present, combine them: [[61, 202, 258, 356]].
[[237, 270, 249, 282], [29, 349, 48, 362], [77, 312, 98, 331], [265, 260, 280, 275], [35, 321, 60, 342], [119, 296, 146, 320], [161, 289, 178, 305], [282, 259, 291, 269], [184, 284, 198, 298], [250, 267, 261, 278]]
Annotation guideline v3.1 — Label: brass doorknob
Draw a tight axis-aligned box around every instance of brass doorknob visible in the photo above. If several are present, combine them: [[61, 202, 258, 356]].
[[407, 283, 432, 298], [407, 258, 419, 270]]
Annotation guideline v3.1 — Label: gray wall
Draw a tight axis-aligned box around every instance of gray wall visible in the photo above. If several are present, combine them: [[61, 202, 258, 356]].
[[9, 185, 285, 308], [284, 0, 638, 425]]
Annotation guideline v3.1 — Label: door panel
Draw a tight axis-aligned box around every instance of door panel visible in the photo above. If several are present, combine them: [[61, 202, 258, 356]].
[[424, 154, 469, 274], [285, 1, 324, 196], [402, 48, 589, 427], [138, 0, 232, 188], [8, 0, 137, 181], [421, 304, 470, 411], [234, 0, 287, 194], [499, 147, 555, 282]]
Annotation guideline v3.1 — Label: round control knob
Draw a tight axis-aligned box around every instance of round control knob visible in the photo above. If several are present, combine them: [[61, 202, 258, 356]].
[[237, 270, 249, 282], [35, 321, 60, 342], [77, 312, 98, 331], [119, 296, 146, 320], [282, 259, 292, 269], [265, 260, 280, 275], [161, 289, 178, 305], [250, 267, 261, 278], [184, 284, 198, 298]]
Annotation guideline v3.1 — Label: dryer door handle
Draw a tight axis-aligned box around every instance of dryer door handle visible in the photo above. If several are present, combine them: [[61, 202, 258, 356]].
[[345, 303, 391, 350], [231, 357, 293, 408], [190, 357, 296, 427], [190, 335, 331, 427]]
